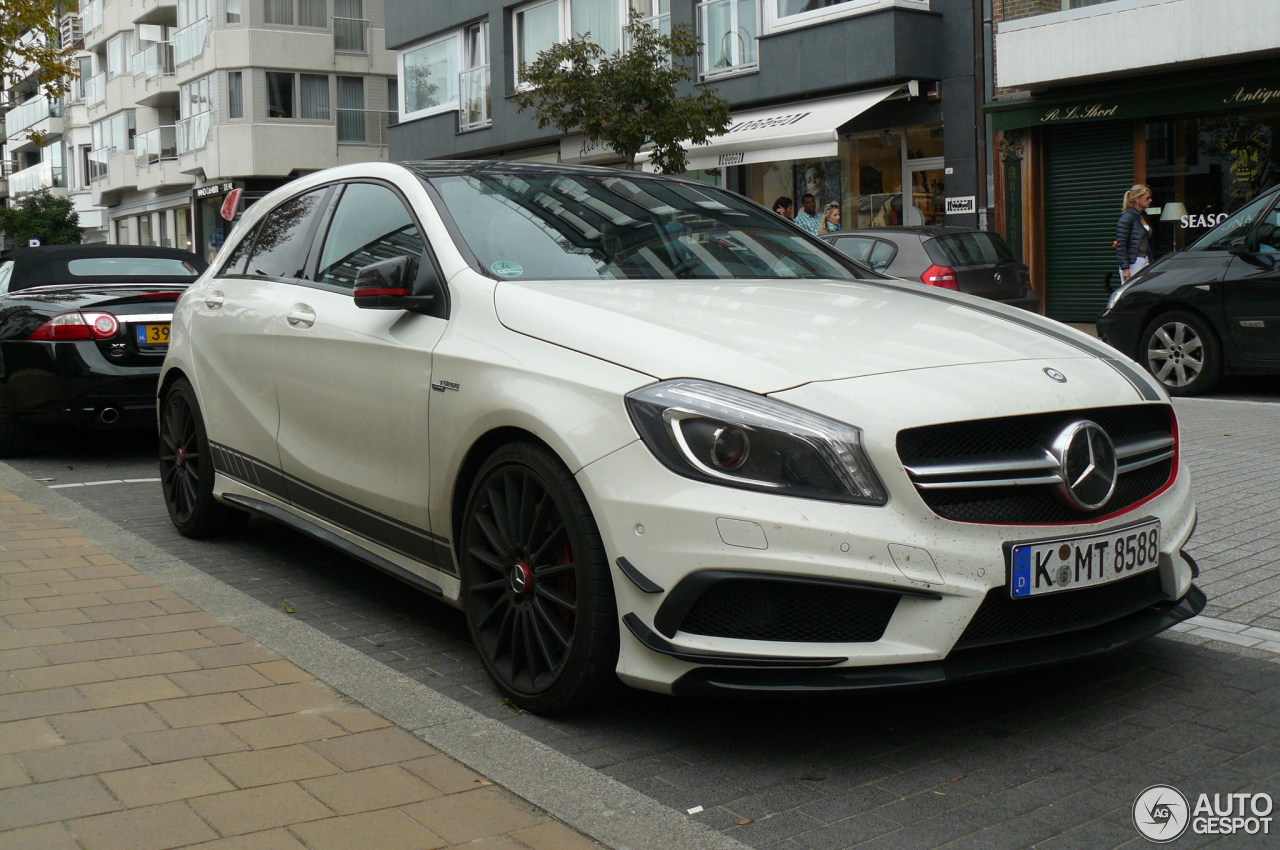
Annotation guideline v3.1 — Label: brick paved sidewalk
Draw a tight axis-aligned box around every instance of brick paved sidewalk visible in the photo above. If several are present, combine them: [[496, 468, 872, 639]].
[[0, 488, 604, 850]]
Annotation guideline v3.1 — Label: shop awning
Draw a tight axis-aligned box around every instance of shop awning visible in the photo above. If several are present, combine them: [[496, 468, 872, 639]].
[[638, 84, 909, 172]]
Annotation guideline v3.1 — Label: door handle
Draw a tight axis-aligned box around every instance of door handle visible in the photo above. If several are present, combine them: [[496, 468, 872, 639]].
[[286, 306, 316, 328], [205, 291, 224, 309]]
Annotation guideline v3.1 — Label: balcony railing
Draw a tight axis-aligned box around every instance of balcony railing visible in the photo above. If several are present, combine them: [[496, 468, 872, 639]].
[[136, 125, 178, 166], [82, 0, 102, 34], [174, 17, 211, 65], [177, 110, 213, 154], [10, 161, 67, 194], [8, 95, 63, 136], [85, 73, 106, 107], [336, 109, 395, 146], [459, 66, 491, 132], [134, 42, 176, 79], [333, 16, 370, 52]]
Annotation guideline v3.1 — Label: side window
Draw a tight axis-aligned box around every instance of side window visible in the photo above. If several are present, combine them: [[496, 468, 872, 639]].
[[833, 236, 874, 264], [867, 239, 897, 270], [0, 261, 13, 295], [244, 188, 329, 279], [218, 226, 256, 275], [316, 182, 426, 289]]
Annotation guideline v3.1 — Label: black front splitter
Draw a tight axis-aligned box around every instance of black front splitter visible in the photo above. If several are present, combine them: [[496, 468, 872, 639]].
[[670, 585, 1206, 698]]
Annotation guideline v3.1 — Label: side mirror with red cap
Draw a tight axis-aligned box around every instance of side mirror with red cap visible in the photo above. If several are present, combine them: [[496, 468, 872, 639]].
[[353, 255, 440, 313]]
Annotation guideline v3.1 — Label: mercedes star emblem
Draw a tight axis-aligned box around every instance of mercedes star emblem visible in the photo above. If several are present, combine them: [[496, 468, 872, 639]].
[[1043, 367, 1067, 383], [1049, 420, 1118, 511]]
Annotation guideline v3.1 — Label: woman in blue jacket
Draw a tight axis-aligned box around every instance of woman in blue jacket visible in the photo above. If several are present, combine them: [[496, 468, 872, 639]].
[[1116, 184, 1153, 283]]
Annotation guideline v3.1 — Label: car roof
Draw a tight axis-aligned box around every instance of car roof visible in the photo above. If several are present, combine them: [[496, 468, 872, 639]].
[[1, 244, 207, 291], [821, 226, 988, 239]]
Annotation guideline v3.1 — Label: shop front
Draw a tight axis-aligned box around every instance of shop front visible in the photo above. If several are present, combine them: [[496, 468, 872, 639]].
[[561, 83, 964, 235], [990, 71, 1280, 321]]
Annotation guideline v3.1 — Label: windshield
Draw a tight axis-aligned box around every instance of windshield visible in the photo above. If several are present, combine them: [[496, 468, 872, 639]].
[[430, 172, 859, 282], [1189, 189, 1279, 251]]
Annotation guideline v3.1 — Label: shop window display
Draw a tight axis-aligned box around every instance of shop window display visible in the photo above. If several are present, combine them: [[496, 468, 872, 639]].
[[1146, 107, 1279, 256]]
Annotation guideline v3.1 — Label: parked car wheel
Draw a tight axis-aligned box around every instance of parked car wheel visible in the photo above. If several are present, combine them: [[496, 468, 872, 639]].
[[459, 442, 619, 714], [0, 393, 32, 458], [159, 379, 249, 538], [1140, 310, 1223, 396]]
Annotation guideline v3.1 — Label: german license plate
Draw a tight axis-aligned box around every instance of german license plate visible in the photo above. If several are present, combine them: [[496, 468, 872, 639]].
[[137, 323, 170, 346], [1009, 519, 1160, 598]]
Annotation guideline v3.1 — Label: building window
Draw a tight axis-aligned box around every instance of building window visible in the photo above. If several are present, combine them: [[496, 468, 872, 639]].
[[267, 72, 294, 117], [267, 72, 330, 119], [400, 32, 460, 118], [301, 74, 330, 119], [334, 0, 366, 51], [265, 0, 328, 27], [460, 20, 491, 130], [513, 1, 662, 86], [699, 0, 757, 78], [178, 75, 214, 152], [227, 71, 243, 118], [767, 0, 928, 33], [106, 31, 135, 78], [226, 0, 242, 23], [139, 214, 154, 246], [336, 76, 365, 141]]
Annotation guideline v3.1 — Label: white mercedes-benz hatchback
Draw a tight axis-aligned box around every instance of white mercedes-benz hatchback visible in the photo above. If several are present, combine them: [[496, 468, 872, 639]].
[[160, 161, 1205, 714]]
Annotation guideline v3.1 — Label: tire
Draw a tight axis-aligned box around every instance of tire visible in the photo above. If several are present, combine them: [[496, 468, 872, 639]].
[[459, 442, 619, 715], [0, 391, 31, 458], [159, 379, 248, 538], [1139, 310, 1223, 396]]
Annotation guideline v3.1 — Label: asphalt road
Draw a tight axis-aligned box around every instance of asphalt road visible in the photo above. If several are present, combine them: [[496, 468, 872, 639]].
[[3, 386, 1278, 849]]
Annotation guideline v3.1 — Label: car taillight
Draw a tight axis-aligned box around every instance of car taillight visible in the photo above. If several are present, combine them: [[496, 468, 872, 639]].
[[28, 311, 121, 341], [921, 265, 959, 290]]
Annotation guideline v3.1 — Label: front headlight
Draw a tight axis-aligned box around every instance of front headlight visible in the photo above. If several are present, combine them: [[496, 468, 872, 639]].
[[625, 379, 887, 505], [1104, 282, 1132, 313]]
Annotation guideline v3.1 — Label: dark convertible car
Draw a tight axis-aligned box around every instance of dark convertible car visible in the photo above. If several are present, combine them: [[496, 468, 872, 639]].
[[1097, 184, 1280, 395], [0, 244, 206, 455]]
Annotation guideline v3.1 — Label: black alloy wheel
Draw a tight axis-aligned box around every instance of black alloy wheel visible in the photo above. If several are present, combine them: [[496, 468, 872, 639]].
[[159, 379, 248, 538], [1140, 310, 1223, 396], [459, 442, 619, 715]]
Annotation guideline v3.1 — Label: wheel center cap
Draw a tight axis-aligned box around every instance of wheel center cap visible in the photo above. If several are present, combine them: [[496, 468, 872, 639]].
[[510, 561, 534, 596], [176, 447, 188, 467]]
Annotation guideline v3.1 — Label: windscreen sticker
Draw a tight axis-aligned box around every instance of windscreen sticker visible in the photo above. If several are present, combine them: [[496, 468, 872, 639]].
[[491, 260, 524, 279]]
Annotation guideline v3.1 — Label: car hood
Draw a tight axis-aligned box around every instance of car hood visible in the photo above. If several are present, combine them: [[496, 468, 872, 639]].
[[495, 278, 1122, 394]]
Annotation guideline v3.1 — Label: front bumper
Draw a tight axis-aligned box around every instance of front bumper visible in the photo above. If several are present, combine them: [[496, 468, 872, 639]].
[[579, 424, 1198, 695]]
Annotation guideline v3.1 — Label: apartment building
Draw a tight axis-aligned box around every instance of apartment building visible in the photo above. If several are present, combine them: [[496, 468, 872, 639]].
[[1, 13, 107, 249], [44, 0, 399, 258], [987, 0, 1280, 320], [385, 0, 987, 233]]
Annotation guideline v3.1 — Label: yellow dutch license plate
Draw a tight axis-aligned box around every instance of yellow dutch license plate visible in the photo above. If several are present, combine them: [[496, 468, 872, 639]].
[[137, 323, 171, 346]]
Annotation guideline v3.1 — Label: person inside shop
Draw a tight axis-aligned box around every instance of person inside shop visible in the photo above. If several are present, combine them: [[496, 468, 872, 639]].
[[1116, 183, 1154, 282], [772, 196, 794, 219], [794, 194, 821, 235], [819, 202, 842, 234]]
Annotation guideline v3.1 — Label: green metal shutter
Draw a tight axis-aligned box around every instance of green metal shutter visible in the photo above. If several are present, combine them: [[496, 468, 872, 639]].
[[1043, 122, 1134, 322]]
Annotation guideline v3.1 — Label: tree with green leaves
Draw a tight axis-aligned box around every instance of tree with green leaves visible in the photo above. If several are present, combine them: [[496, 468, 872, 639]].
[[1, 0, 78, 100], [512, 11, 731, 174], [0, 189, 82, 245]]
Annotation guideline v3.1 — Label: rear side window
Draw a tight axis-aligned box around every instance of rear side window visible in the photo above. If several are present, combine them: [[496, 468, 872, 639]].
[[65, 257, 201, 277], [1193, 190, 1280, 252], [241, 188, 330, 279], [315, 182, 426, 289], [832, 236, 896, 270], [928, 232, 1015, 266]]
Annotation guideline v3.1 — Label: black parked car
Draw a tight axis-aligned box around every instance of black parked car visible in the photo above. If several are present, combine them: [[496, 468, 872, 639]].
[[1097, 184, 1280, 396], [0, 244, 206, 455], [820, 226, 1039, 311]]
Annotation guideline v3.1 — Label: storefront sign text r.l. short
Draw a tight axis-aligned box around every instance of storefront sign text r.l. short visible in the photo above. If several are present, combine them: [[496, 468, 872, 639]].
[[1040, 104, 1121, 123]]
